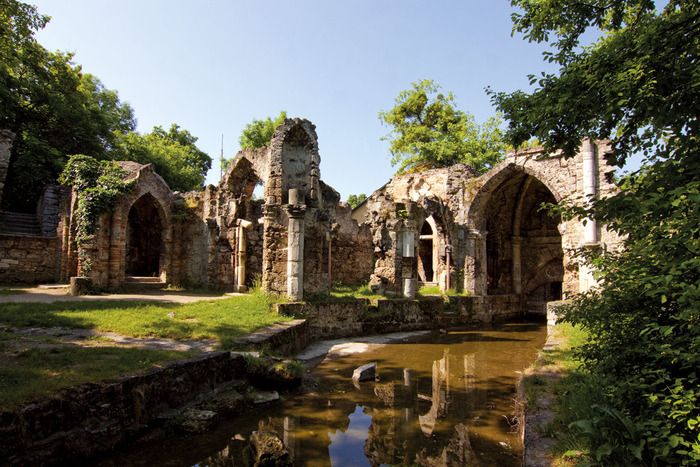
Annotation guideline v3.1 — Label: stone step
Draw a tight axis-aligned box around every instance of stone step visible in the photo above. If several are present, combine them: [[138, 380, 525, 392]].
[[0, 211, 42, 236], [123, 276, 165, 291]]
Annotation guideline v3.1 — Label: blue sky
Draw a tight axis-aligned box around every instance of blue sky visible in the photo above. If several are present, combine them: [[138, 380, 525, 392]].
[[31, 0, 556, 198]]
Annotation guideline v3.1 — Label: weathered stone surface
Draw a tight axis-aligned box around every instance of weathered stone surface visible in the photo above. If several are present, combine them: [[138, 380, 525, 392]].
[[248, 429, 292, 467], [352, 362, 377, 383], [177, 408, 218, 433]]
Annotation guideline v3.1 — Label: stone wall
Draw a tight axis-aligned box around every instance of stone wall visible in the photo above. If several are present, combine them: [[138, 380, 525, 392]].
[[0, 235, 58, 283], [0, 352, 247, 466], [277, 296, 523, 341]]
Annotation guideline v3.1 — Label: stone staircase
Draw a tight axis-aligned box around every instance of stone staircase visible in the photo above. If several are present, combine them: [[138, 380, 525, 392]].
[[0, 211, 42, 237], [124, 276, 166, 292]]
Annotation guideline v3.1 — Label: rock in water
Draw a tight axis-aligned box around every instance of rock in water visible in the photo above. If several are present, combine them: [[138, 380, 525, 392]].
[[178, 409, 218, 433], [352, 362, 377, 384], [249, 429, 292, 466]]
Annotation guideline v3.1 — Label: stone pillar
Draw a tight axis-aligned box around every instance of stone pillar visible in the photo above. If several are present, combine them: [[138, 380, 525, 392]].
[[0, 130, 16, 204], [580, 139, 599, 292], [512, 236, 522, 294], [464, 229, 487, 296], [285, 189, 306, 301], [235, 219, 253, 292], [582, 139, 598, 245]]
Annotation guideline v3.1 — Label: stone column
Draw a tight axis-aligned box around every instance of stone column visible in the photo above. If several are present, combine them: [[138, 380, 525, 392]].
[[235, 219, 253, 292], [582, 138, 598, 245], [464, 229, 487, 296], [580, 139, 599, 292], [512, 236, 522, 294], [0, 130, 16, 204], [285, 189, 306, 301]]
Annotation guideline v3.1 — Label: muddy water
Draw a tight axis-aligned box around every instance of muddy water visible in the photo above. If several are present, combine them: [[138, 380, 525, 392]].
[[99, 321, 546, 466]]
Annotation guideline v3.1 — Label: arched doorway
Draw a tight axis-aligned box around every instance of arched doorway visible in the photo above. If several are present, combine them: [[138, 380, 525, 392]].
[[470, 166, 563, 314], [126, 194, 163, 277], [418, 217, 438, 283]]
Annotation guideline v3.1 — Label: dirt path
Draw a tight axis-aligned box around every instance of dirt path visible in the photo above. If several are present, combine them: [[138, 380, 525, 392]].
[[1, 325, 217, 352], [0, 286, 237, 304]]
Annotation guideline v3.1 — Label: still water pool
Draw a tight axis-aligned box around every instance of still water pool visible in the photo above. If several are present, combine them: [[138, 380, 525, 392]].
[[99, 321, 546, 466]]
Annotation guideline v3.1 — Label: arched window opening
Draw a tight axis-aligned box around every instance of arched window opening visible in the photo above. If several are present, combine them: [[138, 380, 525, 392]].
[[418, 218, 436, 283]]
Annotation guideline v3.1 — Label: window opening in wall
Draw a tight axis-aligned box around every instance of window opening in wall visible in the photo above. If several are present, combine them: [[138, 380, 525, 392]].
[[418, 219, 435, 283]]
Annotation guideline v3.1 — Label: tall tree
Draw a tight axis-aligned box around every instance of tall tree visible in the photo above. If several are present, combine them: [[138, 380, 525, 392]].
[[239, 111, 287, 150], [379, 80, 506, 174], [111, 124, 211, 192], [0, 0, 135, 211], [346, 193, 367, 209], [491, 1, 700, 464]]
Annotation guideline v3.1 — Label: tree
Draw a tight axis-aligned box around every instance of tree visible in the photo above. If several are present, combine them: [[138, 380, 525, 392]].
[[491, 1, 700, 464], [111, 124, 211, 192], [379, 80, 506, 174], [0, 0, 135, 211], [346, 193, 367, 209], [239, 111, 287, 150]]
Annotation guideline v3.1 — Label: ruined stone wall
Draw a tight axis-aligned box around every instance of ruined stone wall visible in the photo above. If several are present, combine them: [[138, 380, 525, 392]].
[[0, 235, 58, 283]]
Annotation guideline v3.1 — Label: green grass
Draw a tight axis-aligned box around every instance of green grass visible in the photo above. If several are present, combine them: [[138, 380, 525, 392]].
[[0, 344, 189, 408], [304, 283, 384, 303], [523, 322, 605, 465], [417, 284, 470, 297], [0, 289, 290, 348]]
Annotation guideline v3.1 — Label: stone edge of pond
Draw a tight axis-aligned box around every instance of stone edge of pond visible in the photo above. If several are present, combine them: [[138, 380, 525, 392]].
[[518, 326, 565, 467]]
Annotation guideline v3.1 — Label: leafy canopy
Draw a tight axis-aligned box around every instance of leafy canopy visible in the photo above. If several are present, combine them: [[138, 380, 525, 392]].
[[346, 193, 367, 209], [492, 1, 700, 464], [0, 0, 136, 211], [379, 80, 506, 174], [111, 124, 212, 192], [239, 111, 287, 150]]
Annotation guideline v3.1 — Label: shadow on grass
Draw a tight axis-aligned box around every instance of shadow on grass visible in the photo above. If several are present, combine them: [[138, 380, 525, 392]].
[[0, 294, 290, 346], [0, 342, 191, 409]]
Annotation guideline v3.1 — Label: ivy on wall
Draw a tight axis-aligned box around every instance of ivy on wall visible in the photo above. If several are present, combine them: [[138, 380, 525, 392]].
[[59, 155, 135, 249]]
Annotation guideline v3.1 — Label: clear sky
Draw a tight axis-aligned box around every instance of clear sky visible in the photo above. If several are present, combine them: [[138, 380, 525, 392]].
[[30, 0, 557, 198]]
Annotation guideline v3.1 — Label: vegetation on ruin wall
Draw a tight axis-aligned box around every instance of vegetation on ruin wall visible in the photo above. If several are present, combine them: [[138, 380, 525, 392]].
[[59, 155, 134, 250], [492, 1, 700, 464], [379, 79, 507, 175], [0, 1, 211, 211], [0, 330, 189, 408], [0, 289, 290, 349]]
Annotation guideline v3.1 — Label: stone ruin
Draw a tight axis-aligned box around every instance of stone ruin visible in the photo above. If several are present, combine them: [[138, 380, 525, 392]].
[[0, 118, 619, 315]]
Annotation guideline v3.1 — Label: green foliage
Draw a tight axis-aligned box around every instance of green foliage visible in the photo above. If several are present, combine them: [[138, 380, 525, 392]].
[[111, 124, 212, 192], [59, 155, 134, 248], [239, 111, 287, 150], [493, 1, 700, 464], [346, 193, 367, 209], [379, 80, 506, 174], [0, 1, 135, 211]]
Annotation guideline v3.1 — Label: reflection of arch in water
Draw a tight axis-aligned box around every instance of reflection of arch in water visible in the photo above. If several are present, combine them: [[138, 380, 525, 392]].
[[126, 193, 164, 277]]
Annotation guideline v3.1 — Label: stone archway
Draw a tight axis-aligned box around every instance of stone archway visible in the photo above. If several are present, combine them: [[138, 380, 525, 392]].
[[418, 216, 438, 283], [126, 194, 163, 277], [465, 164, 564, 313]]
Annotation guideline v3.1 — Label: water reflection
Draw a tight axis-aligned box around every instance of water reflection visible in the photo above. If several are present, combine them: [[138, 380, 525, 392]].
[[98, 322, 545, 467]]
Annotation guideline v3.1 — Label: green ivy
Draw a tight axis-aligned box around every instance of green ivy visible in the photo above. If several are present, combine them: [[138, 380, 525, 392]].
[[59, 155, 134, 247]]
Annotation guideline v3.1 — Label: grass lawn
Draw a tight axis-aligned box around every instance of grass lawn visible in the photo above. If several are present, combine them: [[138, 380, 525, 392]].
[[0, 290, 290, 348], [0, 331, 190, 408], [523, 322, 606, 465]]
